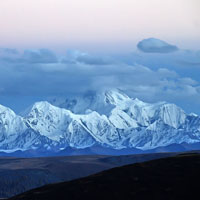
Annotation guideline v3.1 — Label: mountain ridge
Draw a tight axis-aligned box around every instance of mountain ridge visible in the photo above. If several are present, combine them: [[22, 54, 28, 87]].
[[0, 89, 200, 154]]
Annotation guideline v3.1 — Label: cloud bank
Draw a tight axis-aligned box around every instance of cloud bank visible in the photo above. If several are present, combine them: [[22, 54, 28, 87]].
[[0, 42, 200, 114]]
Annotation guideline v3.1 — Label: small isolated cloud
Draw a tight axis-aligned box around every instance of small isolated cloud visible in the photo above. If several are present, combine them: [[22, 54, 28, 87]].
[[137, 38, 179, 53], [23, 49, 58, 64]]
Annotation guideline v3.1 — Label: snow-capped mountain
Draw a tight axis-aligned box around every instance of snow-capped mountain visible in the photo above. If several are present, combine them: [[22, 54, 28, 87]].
[[0, 89, 200, 153]]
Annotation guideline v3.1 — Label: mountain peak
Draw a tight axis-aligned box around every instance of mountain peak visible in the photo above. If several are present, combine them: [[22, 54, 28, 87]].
[[104, 89, 130, 105], [0, 104, 16, 114], [0, 104, 26, 138], [21, 101, 60, 118], [32, 101, 54, 109], [132, 97, 147, 106]]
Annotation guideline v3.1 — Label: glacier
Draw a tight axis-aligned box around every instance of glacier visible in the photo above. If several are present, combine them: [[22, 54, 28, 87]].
[[0, 89, 200, 153]]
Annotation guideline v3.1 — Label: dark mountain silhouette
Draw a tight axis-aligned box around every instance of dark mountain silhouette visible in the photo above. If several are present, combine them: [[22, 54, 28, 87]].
[[0, 153, 173, 198], [9, 152, 200, 200]]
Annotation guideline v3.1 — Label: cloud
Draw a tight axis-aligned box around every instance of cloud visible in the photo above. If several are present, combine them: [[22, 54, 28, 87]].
[[0, 48, 58, 64], [178, 60, 200, 67], [61, 50, 114, 65], [0, 52, 198, 98], [0, 47, 200, 114], [118, 49, 200, 83], [0, 48, 18, 55], [0, 48, 20, 63], [23, 49, 58, 64], [137, 38, 179, 53]]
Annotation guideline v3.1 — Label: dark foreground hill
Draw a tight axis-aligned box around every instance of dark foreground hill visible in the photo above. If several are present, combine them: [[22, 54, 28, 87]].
[[9, 153, 200, 200], [0, 153, 173, 198]]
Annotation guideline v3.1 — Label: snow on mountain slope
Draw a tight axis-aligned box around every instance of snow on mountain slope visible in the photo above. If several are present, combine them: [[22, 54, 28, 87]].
[[25, 101, 99, 149], [109, 108, 138, 129], [0, 105, 26, 136], [157, 104, 186, 129], [78, 111, 122, 148], [0, 89, 200, 152], [0, 105, 56, 151], [25, 101, 72, 141]]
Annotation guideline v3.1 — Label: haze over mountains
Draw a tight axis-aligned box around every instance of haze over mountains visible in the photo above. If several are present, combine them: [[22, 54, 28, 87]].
[[0, 89, 200, 155]]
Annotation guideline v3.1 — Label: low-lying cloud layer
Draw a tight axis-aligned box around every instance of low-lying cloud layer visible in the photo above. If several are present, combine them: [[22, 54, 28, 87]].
[[0, 40, 200, 114]]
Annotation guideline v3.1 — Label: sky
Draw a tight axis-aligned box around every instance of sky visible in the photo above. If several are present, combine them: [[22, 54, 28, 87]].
[[0, 0, 200, 114], [0, 0, 199, 51]]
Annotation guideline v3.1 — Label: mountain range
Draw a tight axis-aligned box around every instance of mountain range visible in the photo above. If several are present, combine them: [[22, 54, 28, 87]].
[[1, 89, 200, 155]]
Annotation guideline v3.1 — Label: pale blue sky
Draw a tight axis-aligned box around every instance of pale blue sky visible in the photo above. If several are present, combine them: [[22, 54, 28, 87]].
[[0, 0, 199, 52]]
